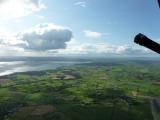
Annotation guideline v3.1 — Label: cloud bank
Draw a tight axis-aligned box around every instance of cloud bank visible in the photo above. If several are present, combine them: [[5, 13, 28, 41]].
[[57, 40, 152, 56], [0, 23, 155, 57]]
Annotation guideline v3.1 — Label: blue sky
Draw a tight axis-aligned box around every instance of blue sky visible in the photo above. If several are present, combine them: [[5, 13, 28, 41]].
[[0, 0, 159, 57]]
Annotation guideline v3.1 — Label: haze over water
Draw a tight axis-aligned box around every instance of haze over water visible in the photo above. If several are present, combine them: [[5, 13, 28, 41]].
[[0, 58, 87, 76]]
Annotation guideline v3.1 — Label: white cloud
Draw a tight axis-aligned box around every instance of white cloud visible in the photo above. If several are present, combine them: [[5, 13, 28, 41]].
[[0, 0, 45, 20], [0, 37, 154, 56], [0, 23, 72, 54], [16, 23, 72, 51], [36, 15, 45, 19], [57, 40, 151, 56], [0, 24, 154, 56], [115, 45, 150, 55], [74, 1, 86, 7], [0, 44, 24, 56], [84, 30, 102, 39]]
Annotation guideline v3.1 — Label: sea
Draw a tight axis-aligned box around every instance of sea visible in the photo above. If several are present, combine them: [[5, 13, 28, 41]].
[[0, 57, 89, 76]]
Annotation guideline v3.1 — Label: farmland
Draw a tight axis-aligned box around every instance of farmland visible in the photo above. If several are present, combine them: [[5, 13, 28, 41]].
[[0, 59, 160, 120]]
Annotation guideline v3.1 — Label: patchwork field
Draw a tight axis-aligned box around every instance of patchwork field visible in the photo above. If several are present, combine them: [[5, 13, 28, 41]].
[[0, 60, 160, 120]]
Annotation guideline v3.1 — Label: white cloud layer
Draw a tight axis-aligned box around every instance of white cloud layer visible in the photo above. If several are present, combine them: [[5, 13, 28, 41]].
[[74, 1, 86, 7], [84, 30, 102, 39], [0, 0, 45, 20], [0, 24, 154, 56], [57, 39, 152, 56]]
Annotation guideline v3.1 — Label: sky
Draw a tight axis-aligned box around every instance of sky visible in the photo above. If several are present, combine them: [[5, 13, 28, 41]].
[[0, 0, 160, 57]]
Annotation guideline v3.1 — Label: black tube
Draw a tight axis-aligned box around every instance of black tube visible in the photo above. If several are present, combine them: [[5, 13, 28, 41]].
[[134, 33, 160, 54], [158, 0, 160, 8]]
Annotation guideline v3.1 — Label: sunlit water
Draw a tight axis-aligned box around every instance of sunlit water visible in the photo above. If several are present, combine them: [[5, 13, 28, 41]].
[[0, 60, 87, 76]]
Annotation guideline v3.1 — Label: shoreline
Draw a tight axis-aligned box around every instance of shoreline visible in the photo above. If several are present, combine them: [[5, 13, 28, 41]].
[[0, 66, 68, 78], [0, 62, 89, 78], [0, 61, 91, 79]]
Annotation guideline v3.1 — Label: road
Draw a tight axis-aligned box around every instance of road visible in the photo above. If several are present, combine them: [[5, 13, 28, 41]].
[[150, 99, 160, 120]]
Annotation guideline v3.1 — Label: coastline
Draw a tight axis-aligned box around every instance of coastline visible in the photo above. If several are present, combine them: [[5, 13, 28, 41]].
[[0, 61, 90, 78]]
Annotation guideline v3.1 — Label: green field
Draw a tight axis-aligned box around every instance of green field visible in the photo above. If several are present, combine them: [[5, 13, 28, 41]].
[[0, 60, 160, 120]]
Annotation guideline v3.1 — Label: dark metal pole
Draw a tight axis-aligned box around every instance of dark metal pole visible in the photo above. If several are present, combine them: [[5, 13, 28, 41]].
[[158, 0, 160, 8], [134, 33, 160, 54], [134, 1, 160, 53]]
